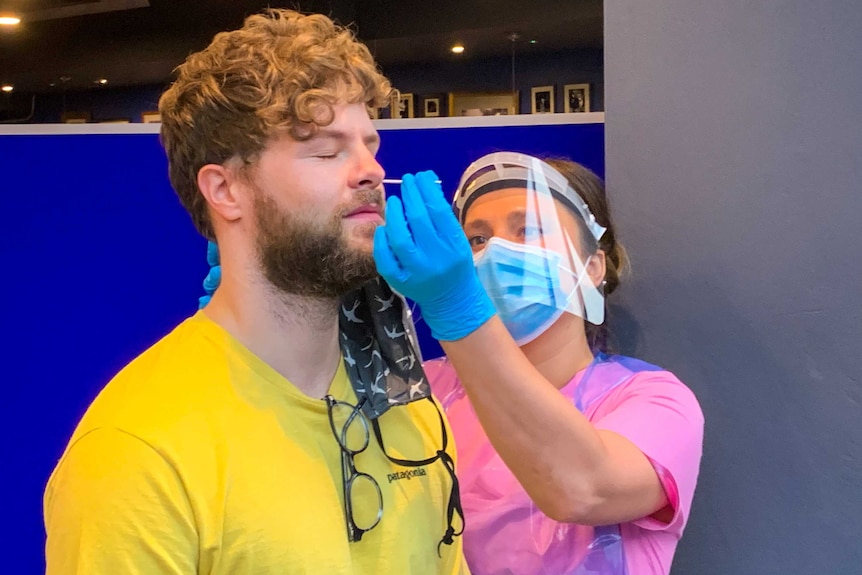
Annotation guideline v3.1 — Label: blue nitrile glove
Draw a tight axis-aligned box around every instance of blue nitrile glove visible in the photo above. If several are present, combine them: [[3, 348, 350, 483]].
[[198, 240, 221, 309], [373, 170, 495, 341]]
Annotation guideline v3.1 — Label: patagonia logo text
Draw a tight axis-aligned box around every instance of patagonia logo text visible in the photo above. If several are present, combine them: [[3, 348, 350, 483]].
[[387, 468, 427, 483]]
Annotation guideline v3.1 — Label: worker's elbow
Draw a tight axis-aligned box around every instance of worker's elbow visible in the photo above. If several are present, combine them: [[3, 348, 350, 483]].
[[536, 487, 605, 524]]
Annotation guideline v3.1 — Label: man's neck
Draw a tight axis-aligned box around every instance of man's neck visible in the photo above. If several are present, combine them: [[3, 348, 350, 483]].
[[204, 274, 343, 399]]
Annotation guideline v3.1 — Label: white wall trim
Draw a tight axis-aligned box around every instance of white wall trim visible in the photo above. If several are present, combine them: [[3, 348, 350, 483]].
[[0, 112, 604, 136], [0, 123, 162, 136], [373, 112, 604, 130]]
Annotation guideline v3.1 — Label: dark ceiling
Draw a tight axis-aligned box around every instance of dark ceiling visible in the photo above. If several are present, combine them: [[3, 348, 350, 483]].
[[0, 0, 603, 94]]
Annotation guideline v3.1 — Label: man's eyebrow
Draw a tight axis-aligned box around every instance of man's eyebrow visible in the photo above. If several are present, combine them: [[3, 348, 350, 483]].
[[308, 128, 380, 147], [308, 128, 347, 142]]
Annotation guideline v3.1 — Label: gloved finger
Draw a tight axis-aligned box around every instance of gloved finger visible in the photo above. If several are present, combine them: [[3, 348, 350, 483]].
[[203, 265, 222, 294], [414, 170, 447, 209], [206, 241, 220, 266], [416, 170, 467, 246], [399, 173, 439, 247], [401, 173, 431, 221], [382, 196, 422, 268], [373, 226, 409, 283]]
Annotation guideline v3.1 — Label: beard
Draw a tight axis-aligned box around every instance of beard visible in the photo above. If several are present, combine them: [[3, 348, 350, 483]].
[[253, 188, 381, 300]]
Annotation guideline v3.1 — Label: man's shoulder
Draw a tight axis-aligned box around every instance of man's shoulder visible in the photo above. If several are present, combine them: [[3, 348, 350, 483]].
[[73, 314, 228, 439]]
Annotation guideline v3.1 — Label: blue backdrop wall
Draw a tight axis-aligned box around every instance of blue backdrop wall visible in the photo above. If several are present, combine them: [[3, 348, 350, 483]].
[[0, 115, 604, 574]]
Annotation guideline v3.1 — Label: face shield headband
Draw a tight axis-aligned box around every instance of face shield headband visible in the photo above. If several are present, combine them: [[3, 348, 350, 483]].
[[452, 152, 606, 243]]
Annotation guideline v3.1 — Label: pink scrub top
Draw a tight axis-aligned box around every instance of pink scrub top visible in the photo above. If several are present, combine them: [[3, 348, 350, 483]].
[[424, 353, 704, 575]]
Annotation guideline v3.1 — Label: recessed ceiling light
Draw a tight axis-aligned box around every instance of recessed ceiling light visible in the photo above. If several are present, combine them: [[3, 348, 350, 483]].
[[451, 44, 465, 54], [1, 85, 13, 93], [0, 15, 21, 26]]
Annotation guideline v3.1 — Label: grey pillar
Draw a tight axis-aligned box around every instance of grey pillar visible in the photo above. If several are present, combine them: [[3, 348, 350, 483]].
[[604, 2, 862, 574]]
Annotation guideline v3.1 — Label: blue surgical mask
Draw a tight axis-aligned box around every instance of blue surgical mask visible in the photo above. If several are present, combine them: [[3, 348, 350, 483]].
[[474, 238, 578, 345]]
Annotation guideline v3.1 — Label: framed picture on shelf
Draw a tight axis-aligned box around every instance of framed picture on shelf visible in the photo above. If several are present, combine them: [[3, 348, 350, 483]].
[[419, 93, 447, 117], [141, 111, 161, 123], [61, 111, 90, 124], [564, 83, 591, 113], [448, 91, 518, 117], [530, 86, 554, 114], [389, 92, 414, 118], [400, 93, 415, 118], [424, 97, 440, 117]]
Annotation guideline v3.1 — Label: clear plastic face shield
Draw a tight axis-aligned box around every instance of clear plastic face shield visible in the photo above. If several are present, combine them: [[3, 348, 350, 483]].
[[453, 152, 607, 345]]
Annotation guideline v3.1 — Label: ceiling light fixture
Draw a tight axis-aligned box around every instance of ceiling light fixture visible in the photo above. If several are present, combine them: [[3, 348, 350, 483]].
[[0, 15, 21, 26], [1, 85, 13, 93], [451, 44, 465, 54], [96, 78, 108, 85]]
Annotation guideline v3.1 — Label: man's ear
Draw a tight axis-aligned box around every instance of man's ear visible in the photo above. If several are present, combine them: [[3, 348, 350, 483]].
[[587, 249, 607, 288], [197, 163, 244, 225]]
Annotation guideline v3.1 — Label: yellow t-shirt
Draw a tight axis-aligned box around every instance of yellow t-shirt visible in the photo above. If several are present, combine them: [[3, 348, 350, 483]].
[[44, 312, 469, 575]]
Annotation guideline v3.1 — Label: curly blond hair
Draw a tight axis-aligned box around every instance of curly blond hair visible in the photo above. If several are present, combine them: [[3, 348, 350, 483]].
[[158, 8, 393, 239]]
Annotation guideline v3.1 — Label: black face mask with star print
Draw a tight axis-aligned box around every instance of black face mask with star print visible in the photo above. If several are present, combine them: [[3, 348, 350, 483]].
[[338, 276, 431, 420], [338, 276, 466, 552]]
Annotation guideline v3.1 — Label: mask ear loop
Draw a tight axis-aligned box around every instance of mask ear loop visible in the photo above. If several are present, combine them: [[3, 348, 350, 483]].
[[400, 298, 424, 364], [563, 232, 605, 325]]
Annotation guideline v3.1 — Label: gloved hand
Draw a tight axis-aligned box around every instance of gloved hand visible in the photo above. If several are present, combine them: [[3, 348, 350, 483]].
[[373, 170, 495, 341], [198, 240, 221, 309]]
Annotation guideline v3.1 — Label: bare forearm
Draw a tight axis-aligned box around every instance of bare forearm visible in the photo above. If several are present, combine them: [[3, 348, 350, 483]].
[[441, 318, 610, 518], [441, 318, 666, 524]]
